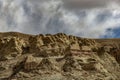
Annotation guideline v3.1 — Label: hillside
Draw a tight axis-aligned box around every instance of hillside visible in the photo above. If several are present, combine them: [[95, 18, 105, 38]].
[[0, 32, 120, 80]]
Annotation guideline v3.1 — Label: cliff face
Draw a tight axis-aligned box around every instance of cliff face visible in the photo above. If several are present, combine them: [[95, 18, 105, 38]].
[[0, 32, 120, 80]]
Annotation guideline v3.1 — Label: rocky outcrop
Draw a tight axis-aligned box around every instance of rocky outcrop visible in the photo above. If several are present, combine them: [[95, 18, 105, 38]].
[[0, 32, 120, 80], [0, 37, 26, 60], [29, 35, 44, 53], [24, 55, 41, 71]]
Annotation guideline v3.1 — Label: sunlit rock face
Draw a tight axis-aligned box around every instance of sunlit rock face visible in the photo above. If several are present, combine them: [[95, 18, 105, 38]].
[[0, 0, 120, 38], [0, 32, 120, 80]]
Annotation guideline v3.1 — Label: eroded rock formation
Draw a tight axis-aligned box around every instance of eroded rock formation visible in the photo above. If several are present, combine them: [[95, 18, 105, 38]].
[[0, 32, 120, 80]]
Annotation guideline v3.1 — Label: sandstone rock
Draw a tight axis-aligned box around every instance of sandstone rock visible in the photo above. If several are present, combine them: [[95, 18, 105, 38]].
[[97, 47, 106, 55], [0, 70, 13, 79], [24, 55, 41, 71], [80, 39, 96, 46], [29, 36, 44, 53], [81, 46, 91, 51], [38, 58, 55, 71], [0, 37, 26, 60], [56, 38, 65, 44], [0, 66, 6, 71], [62, 56, 81, 72], [69, 35, 78, 43], [42, 36, 54, 44], [78, 58, 97, 71], [0, 32, 119, 80], [55, 33, 67, 39], [110, 48, 120, 64], [19, 72, 30, 78], [70, 41, 80, 50]]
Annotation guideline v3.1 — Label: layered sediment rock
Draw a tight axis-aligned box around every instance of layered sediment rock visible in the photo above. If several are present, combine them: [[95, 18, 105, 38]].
[[0, 37, 26, 60], [0, 32, 120, 80]]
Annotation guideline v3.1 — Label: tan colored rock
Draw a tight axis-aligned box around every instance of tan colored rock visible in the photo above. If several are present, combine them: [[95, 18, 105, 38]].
[[56, 38, 64, 44], [24, 55, 41, 71], [29, 36, 44, 53], [81, 63, 96, 71], [42, 36, 54, 44], [29, 36, 44, 46], [38, 58, 55, 71], [19, 71, 31, 78], [81, 46, 91, 51], [0, 37, 26, 60], [55, 33, 67, 38], [69, 35, 78, 42], [0, 32, 119, 80], [78, 58, 97, 71], [102, 45, 112, 52], [70, 41, 80, 50], [62, 56, 81, 72]]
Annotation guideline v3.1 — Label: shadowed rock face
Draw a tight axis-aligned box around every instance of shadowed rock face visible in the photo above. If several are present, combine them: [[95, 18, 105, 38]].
[[0, 32, 120, 80]]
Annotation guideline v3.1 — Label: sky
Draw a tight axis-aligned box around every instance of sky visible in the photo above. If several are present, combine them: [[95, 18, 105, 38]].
[[0, 0, 120, 38]]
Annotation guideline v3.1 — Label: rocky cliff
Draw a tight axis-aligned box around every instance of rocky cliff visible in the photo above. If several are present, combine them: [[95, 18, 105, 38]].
[[0, 32, 120, 80]]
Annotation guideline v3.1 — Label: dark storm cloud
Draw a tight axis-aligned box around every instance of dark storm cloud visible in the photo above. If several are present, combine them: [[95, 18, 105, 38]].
[[63, 0, 119, 9]]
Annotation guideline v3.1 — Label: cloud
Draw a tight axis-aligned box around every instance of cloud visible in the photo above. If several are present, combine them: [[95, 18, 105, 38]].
[[63, 0, 108, 9], [0, 0, 120, 38], [63, 0, 120, 9]]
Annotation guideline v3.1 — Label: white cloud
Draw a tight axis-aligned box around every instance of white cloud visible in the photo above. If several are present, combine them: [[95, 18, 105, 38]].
[[0, 0, 120, 38]]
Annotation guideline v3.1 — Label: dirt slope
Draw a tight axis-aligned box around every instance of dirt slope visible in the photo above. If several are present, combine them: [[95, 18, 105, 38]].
[[0, 32, 120, 80]]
